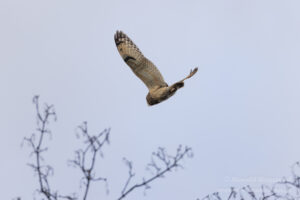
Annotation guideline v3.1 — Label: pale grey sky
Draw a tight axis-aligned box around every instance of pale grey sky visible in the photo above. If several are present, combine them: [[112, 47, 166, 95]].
[[1, 0, 300, 199]]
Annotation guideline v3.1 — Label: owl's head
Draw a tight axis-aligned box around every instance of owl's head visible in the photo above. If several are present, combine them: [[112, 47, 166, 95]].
[[146, 93, 160, 106]]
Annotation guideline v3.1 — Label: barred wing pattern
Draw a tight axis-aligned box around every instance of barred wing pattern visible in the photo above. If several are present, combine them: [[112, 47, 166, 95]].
[[114, 31, 168, 90]]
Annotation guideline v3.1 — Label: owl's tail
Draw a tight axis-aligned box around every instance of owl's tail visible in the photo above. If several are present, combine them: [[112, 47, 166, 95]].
[[180, 67, 198, 82], [169, 67, 198, 92], [169, 81, 184, 93]]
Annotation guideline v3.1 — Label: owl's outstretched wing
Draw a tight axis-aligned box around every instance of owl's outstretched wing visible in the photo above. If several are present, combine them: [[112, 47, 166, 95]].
[[114, 31, 168, 90]]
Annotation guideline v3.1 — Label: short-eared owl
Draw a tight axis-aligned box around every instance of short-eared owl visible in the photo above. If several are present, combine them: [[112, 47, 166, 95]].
[[114, 31, 198, 106]]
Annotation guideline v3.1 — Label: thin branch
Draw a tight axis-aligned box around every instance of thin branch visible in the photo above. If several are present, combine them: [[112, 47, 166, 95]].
[[121, 158, 135, 195], [23, 96, 75, 200], [118, 145, 193, 200], [200, 161, 300, 200], [69, 121, 110, 200]]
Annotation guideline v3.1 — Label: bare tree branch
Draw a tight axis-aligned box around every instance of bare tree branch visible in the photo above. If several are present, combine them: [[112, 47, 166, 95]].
[[23, 96, 76, 200], [198, 161, 300, 200], [118, 145, 193, 200], [23, 96, 193, 200], [69, 121, 110, 200], [121, 158, 135, 195]]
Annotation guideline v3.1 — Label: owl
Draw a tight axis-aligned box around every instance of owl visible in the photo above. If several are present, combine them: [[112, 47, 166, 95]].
[[114, 31, 198, 106]]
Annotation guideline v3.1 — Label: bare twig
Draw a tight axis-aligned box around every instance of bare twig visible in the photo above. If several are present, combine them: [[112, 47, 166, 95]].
[[23, 96, 75, 200], [23, 96, 194, 200], [69, 121, 110, 200], [118, 145, 193, 200], [199, 161, 300, 200]]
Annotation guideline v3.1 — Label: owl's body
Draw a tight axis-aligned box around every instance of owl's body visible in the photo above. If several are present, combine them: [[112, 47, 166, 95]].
[[114, 31, 198, 106]]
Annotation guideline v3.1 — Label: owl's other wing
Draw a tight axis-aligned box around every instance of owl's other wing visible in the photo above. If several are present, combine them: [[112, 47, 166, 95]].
[[114, 31, 168, 90]]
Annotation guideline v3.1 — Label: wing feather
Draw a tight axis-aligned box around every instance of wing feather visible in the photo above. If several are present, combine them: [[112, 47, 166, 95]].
[[114, 31, 167, 90]]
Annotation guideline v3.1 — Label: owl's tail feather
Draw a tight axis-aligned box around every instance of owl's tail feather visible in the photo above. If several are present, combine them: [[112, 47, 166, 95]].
[[180, 67, 198, 82], [170, 67, 198, 92], [169, 67, 198, 92], [170, 82, 184, 93]]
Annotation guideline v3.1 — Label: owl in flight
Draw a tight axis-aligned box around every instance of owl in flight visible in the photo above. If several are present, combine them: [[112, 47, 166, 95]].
[[114, 31, 198, 106]]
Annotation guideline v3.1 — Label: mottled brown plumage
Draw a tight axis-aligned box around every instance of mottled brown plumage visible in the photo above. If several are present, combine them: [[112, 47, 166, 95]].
[[114, 30, 198, 106]]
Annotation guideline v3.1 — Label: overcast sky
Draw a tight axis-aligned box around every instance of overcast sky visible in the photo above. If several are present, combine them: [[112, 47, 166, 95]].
[[1, 0, 300, 199]]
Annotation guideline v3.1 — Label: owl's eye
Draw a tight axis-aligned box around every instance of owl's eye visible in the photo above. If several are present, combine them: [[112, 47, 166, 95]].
[[120, 48, 123, 51]]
